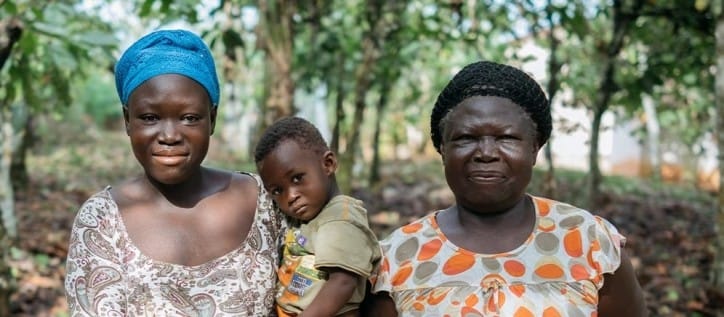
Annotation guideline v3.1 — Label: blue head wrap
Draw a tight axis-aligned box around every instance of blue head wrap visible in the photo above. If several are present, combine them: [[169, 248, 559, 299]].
[[114, 29, 220, 107]]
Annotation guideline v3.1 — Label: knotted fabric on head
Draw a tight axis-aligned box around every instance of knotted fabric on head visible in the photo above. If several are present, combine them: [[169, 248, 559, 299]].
[[114, 29, 220, 107]]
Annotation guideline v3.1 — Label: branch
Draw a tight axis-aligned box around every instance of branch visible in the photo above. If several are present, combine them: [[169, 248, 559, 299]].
[[0, 18, 23, 72]]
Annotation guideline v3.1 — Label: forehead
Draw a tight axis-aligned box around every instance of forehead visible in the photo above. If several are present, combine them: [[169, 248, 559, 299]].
[[261, 140, 319, 169], [445, 96, 532, 127], [128, 74, 211, 108], [453, 96, 525, 116]]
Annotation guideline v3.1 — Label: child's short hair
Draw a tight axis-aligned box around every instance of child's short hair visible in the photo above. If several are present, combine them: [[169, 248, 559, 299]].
[[254, 116, 330, 164]]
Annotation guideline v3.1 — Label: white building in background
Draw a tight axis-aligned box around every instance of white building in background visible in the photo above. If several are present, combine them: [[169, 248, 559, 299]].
[[518, 40, 615, 172]]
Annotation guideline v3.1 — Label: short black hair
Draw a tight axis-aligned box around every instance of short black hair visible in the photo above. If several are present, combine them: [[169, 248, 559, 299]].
[[254, 116, 330, 164], [430, 61, 551, 153]]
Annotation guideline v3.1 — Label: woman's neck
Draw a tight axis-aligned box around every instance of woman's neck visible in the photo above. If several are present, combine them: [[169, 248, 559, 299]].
[[455, 195, 535, 233], [145, 167, 213, 208]]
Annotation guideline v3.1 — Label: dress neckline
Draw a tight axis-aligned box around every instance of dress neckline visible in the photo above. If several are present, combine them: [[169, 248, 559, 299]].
[[105, 172, 263, 269], [430, 195, 542, 257]]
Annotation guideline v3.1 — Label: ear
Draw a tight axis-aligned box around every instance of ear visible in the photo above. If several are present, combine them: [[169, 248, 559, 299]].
[[322, 150, 337, 176], [122, 106, 130, 136], [438, 143, 446, 162], [531, 142, 542, 166], [209, 106, 218, 136]]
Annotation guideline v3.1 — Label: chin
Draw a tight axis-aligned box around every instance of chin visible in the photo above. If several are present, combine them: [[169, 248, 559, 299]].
[[146, 171, 188, 185]]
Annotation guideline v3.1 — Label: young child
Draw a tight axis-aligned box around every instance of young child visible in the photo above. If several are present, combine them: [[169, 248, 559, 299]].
[[255, 116, 381, 317]]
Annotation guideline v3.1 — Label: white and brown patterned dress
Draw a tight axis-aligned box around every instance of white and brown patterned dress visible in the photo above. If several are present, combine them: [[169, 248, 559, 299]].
[[64, 173, 285, 317]]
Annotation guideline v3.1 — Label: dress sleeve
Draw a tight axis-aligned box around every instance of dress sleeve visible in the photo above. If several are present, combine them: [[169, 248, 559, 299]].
[[313, 220, 380, 278], [369, 237, 393, 294], [248, 172, 287, 257], [590, 216, 626, 283], [64, 192, 127, 317]]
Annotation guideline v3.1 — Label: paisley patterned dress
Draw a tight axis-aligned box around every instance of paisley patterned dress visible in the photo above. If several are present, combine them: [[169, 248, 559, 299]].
[[371, 196, 625, 317], [64, 173, 285, 317]]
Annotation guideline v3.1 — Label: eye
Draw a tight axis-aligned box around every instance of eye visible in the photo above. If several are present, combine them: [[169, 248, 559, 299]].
[[291, 173, 304, 184], [269, 187, 282, 196], [499, 134, 519, 140], [139, 114, 158, 123], [182, 114, 201, 124], [450, 134, 476, 146]]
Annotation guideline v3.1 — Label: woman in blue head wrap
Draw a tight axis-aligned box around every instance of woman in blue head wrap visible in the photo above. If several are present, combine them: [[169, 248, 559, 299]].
[[64, 29, 285, 316]]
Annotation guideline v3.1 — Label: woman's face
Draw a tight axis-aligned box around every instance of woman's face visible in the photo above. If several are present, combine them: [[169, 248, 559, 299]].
[[440, 95, 540, 214], [123, 74, 216, 185]]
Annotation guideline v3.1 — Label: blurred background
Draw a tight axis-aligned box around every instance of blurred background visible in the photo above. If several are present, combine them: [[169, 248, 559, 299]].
[[0, 0, 722, 316]]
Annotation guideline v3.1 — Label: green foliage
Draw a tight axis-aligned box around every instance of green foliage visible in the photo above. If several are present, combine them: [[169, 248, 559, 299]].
[[619, 1, 716, 163], [1, 1, 117, 117], [33, 253, 50, 272], [136, 0, 201, 24], [74, 71, 122, 128]]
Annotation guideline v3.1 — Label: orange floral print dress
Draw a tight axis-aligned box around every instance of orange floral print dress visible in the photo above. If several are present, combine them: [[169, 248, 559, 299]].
[[371, 196, 625, 317]]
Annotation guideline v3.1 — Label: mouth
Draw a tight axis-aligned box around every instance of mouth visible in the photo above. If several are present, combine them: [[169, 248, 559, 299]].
[[291, 205, 308, 215], [468, 170, 506, 183], [152, 154, 188, 166]]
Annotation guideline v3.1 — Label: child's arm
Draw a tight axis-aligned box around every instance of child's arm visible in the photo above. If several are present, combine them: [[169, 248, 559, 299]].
[[298, 267, 359, 317], [361, 291, 397, 317]]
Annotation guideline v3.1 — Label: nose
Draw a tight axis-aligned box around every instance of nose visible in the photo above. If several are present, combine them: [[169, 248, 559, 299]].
[[472, 137, 498, 163], [285, 187, 300, 206], [158, 120, 181, 145]]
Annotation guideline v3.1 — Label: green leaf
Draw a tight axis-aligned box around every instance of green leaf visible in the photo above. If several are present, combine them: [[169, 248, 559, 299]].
[[74, 30, 118, 47], [34, 253, 50, 269], [140, 0, 154, 17], [3, 1, 18, 15], [49, 43, 78, 71], [31, 22, 67, 39], [9, 247, 23, 260]]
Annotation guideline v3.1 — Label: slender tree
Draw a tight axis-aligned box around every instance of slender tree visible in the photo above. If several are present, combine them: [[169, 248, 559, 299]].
[[337, 0, 405, 192], [587, 0, 642, 207], [256, 0, 296, 132], [714, 0, 724, 290]]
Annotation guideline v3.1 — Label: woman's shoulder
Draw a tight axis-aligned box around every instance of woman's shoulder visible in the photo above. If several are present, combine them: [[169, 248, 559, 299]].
[[230, 171, 285, 228], [79, 186, 114, 207], [530, 195, 598, 219], [74, 187, 118, 226], [530, 195, 624, 243], [215, 170, 257, 191]]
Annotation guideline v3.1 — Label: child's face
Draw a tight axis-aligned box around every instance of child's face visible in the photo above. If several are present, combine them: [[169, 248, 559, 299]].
[[257, 140, 337, 222]]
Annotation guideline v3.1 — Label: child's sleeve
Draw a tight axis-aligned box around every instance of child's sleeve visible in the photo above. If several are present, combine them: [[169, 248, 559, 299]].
[[312, 219, 380, 278]]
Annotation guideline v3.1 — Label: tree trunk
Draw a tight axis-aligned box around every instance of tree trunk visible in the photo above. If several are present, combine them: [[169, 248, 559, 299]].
[[369, 82, 390, 185], [0, 112, 17, 239], [0, 111, 17, 316], [713, 3, 724, 290], [543, 3, 560, 198], [10, 110, 31, 191], [587, 0, 639, 208], [338, 36, 377, 193], [642, 94, 661, 183], [0, 17, 22, 316], [588, 105, 605, 208], [0, 217, 12, 317], [331, 53, 346, 154], [256, 0, 295, 134]]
